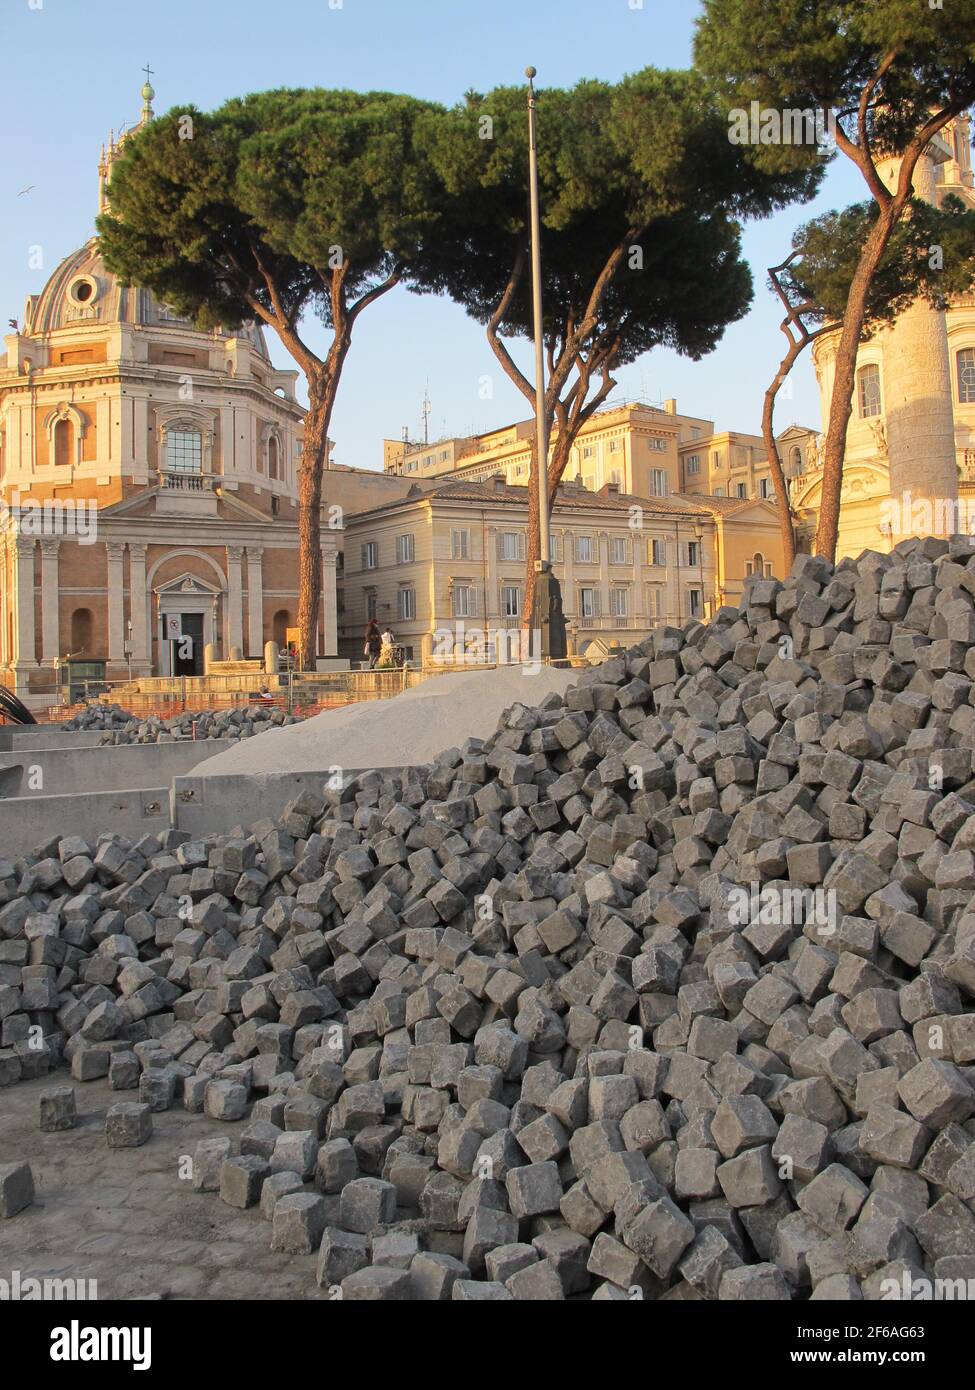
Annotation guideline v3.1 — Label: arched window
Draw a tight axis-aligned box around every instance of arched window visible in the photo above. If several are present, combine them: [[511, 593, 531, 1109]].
[[268, 435, 279, 481], [54, 418, 73, 467], [745, 551, 765, 578], [70, 608, 93, 654], [957, 349, 975, 405], [166, 429, 203, 474], [857, 364, 882, 419]]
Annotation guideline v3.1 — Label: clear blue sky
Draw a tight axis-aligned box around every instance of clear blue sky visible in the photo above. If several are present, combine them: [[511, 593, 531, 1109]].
[[4, 0, 865, 467]]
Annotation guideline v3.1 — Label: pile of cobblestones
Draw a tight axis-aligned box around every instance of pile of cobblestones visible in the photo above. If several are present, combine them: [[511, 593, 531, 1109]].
[[58, 703, 303, 743], [3, 534, 975, 1302]]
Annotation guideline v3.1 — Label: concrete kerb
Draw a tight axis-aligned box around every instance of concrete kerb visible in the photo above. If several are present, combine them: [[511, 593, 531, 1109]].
[[170, 765, 428, 839], [0, 739, 220, 799], [0, 787, 170, 855]]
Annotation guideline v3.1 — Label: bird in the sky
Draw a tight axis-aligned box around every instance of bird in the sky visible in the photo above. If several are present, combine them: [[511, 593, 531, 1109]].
[[17, 186, 34, 197]]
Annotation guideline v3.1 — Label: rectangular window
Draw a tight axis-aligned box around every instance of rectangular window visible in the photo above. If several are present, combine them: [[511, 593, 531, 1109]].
[[858, 363, 882, 418], [166, 430, 203, 474], [648, 437, 666, 452], [687, 455, 701, 474], [759, 477, 773, 499], [397, 588, 416, 621], [608, 438, 622, 453], [582, 445, 595, 459], [395, 534, 415, 564], [650, 538, 666, 567], [736, 482, 747, 499], [406, 459, 418, 472], [366, 592, 378, 620], [498, 531, 524, 562], [551, 535, 564, 563], [687, 540, 700, 567], [580, 586, 598, 618], [610, 536, 629, 565], [609, 469, 623, 486], [451, 529, 469, 560], [610, 588, 628, 618], [688, 588, 703, 618], [714, 487, 725, 497], [649, 469, 668, 497], [501, 584, 521, 618], [361, 541, 378, 570], [645, 585, 662, 619], [958, 349, 975, 405], [576, 535, 595, 564], [452, 584, 476, 618]]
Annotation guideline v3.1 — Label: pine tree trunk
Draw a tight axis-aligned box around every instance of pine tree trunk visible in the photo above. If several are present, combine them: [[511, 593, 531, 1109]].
[[815, 209, 896, 562], [761, 368, 799, 572], [295, 384, 334, 672]]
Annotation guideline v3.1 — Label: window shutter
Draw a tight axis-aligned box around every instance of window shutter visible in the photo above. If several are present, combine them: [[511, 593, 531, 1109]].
[[470, 586, 478, 617], [495, 533, 503, 560], [360, 544, 367, 570], [552, 535, 564, 563], [517, 532, 526, 562]]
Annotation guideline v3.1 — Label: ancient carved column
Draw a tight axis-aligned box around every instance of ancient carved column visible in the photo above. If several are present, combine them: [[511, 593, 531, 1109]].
[[246, 546, 264, 659], [106, 542, 126, 663], [226, 545, 244, 656], [40, 539, 60, 664]]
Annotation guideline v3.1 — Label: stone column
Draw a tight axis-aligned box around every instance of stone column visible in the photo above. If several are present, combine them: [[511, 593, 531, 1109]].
[[321, 544, 338, 659], [878, 150, 958, 527], [40, 540, 60, 664], [246, 546, 264, 658], [226, 545, 244, 655], [128, 543, 149, 667], [106, 542, 126, 663], [14, 538, 36, 672]]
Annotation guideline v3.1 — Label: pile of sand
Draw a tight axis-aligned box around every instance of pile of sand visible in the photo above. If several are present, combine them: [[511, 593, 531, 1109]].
[[190, 665, 578, 777]]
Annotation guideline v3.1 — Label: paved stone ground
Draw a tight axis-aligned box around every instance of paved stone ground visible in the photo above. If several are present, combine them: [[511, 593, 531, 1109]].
[[0, 1073, 328, 1300]]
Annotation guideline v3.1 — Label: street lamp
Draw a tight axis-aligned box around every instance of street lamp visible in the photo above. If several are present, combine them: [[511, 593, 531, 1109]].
[[525, 66, 566, 663]]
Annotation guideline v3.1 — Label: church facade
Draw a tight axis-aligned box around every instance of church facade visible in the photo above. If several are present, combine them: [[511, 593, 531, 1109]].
[[0, 89, 338, 703]]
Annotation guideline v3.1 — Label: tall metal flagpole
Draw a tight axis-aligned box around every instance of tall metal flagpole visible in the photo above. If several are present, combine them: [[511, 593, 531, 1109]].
[[526, 66, 551, 573], [525, 67, 566, 661]]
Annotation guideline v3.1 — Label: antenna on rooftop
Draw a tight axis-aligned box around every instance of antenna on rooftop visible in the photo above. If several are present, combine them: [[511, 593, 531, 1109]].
[[421, 380, 431, 446]]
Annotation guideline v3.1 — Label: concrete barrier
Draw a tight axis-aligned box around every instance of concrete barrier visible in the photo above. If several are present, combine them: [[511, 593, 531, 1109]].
[[0, 728, 105, 752], [171, 765, 425, 838], [0, 787, 170, 856], [0, 739, 219, 798]]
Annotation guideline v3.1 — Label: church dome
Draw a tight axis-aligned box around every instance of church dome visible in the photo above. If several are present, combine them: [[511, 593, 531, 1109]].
[[24, 237, 270, 357]]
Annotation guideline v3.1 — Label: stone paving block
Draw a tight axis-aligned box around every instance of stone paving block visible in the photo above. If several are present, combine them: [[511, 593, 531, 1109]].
[[271, 1191, 328, 1253], [219, 1154, 269, 1209], [38, 1085, 77, 1132], [0, 1161, 34, 1218], [192, 1136, 232, 1192], [105, 1101, 152, 1149], [339, 1176, 398, 1233]]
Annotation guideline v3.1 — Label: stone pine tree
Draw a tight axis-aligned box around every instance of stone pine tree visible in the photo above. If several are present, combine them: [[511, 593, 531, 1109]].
[[762, 197, 975, 569], [98, 89, 443, 671], [695, 0, 975, 563], [413, 70, 819, 626]]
